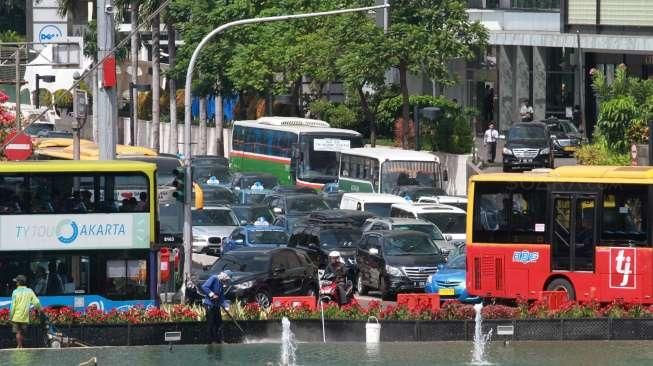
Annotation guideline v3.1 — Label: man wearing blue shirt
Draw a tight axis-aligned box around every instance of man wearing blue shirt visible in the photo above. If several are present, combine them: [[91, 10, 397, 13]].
[[201, 271, 231, 344]]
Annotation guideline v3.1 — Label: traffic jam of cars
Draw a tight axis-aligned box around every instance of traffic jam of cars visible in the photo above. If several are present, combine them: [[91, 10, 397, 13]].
[[188, 157, 473, 308]]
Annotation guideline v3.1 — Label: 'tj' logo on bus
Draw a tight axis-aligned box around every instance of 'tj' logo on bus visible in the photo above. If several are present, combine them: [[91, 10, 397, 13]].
[[610, 248, 636, 289]]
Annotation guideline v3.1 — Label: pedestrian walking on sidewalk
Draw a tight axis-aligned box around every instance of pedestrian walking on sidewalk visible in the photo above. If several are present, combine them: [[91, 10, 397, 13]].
[[9, 274, 41, 348], [484, 122, 499, 163]]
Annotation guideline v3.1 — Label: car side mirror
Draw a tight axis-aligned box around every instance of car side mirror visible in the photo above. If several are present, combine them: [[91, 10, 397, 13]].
[[273, 207, 283, 214], [369, 247, 379, 256], [444, 234, 453, 241]]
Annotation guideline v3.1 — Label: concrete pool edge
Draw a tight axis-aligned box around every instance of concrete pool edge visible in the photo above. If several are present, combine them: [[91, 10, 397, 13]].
[[2, 318, 653, 348]]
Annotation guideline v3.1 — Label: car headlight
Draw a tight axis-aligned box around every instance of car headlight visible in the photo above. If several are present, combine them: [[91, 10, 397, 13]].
[[234, 280, 254, 290], [539, 148, 550, 155], [502, 147, 513, 155], [385, 265, 404, 277]]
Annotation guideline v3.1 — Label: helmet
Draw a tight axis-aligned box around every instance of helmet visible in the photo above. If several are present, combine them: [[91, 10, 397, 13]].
[[217, 270, 232, 281], [328, 251, 341, 258]]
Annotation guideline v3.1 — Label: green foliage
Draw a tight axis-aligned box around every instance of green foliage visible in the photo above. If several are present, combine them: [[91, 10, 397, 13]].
[[0, 30, 24, 42], [592, 66, 653, 154], [53, 89, 73, 109], [576, 135, 630, 166], [37, 89, 53, 108], [308, 99, 358, 130], [377, 95, 474, 154]]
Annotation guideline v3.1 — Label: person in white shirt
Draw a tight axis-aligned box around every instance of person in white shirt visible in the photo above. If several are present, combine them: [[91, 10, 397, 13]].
[[484, 122, 499, 163], [520, 100, 534, 122]]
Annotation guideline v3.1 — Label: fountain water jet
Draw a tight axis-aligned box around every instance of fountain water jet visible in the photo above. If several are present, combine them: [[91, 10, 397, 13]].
[[471, 303, 493, 365], [280, 317, 297, 366]]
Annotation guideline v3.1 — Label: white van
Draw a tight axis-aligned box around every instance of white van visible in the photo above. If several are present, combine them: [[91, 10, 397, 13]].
[[339, 193, 407, 217], [389, 203, 467, 246]]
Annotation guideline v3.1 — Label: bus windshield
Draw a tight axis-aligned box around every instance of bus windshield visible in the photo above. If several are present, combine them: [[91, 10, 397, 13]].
[[381, 161, 439, 194], [299, 134, 363, 183]]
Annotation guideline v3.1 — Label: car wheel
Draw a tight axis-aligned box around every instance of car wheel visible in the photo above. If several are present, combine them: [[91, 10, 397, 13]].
[[546, 278, 575, 301], [356, 272, 368, 295], [255, 290, 272, 308]]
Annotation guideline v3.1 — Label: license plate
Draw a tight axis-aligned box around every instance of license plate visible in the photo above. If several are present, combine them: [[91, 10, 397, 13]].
[[521, 158, 532, 163], [563, 147, 576, 152], [439, 288, 455, 296], [415, 281, 425, 288]]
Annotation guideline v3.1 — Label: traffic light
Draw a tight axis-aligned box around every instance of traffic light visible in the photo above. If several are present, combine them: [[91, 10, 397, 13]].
[[172, 168, 185, 202]]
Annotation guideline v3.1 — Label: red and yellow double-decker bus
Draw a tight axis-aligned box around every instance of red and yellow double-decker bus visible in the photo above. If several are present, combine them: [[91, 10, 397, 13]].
[[467, 166, 652, 303]]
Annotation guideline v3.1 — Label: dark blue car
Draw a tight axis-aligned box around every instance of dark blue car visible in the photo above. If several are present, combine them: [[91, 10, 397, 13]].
[[222, 224, 289, 253], [424, 255, 480, 303]]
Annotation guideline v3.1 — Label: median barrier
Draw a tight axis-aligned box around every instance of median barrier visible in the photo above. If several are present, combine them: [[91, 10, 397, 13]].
[[397, 293, 441, 313], [271, 296, 317, 311]]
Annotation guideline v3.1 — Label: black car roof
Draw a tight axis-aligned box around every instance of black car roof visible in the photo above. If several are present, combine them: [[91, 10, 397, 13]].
[[365, 230, 430, 238], [512, 121, 547, 128], [272, 185, 317, 194]]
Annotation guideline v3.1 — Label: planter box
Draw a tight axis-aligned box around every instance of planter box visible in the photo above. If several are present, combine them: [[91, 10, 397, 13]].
[[81, 324, 130, 346], [611, 318, 653, 340], [380, 321, 418, 342], [515, 319, 562, 341], [418, 320, 467, 341], [562, 318, 610, 340]]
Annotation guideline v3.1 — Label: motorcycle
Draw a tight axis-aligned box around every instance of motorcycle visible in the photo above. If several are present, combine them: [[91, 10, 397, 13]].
[[319, 273, 354, 306]]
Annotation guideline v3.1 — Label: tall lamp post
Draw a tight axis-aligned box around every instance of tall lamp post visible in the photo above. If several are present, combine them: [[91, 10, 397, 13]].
[[181, 3, 390, 301], [34, 74, 56, 109]]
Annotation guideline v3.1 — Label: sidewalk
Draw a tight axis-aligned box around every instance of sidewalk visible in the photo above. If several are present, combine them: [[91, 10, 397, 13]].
[[472, 135, 504, 170]]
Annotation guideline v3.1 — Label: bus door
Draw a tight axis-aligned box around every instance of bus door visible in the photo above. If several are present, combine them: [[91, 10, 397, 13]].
[[551, 193, 597, 272]]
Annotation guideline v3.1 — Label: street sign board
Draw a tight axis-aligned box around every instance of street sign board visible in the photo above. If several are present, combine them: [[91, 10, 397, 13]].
[[4, 131, 33, 160]]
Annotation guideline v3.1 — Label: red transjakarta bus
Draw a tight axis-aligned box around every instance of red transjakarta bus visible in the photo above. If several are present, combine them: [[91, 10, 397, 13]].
[[466, 166, 652, 303]]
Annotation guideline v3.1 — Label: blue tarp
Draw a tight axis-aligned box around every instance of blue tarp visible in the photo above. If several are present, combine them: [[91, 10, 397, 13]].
[[190, 94, 239, 121]]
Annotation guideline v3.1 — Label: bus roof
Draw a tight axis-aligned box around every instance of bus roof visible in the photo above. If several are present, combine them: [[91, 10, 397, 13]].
[[256, 116, 331, 128], [471, 166, 653, 183], [233, 120, 361, 136], [0, 160, 157, 173], [340, 147, 440, 163]]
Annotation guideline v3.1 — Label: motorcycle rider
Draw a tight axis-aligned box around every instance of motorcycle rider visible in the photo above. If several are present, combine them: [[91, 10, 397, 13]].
[[324, 251, 348, 306]]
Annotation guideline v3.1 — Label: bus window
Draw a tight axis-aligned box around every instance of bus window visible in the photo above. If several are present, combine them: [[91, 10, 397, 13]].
[[473, 183, 546, 243], [601, 185, 648, 246], [380, 161, 439, 193], [0, 254, 90, 297], [0, 175, 26, 213], [106, 258, 148, 300]]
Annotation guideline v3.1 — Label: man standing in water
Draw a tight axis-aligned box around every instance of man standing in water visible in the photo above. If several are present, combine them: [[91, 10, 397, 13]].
[[9, 275, 41, 348], [202, 271, 231, 344]]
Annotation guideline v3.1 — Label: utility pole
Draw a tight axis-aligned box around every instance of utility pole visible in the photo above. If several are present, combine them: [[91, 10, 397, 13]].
[[97, 0, 117, 160], [15, 47, 21, 130]]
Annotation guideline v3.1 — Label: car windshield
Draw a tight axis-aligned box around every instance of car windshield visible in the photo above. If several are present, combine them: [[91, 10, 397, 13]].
[[247, 230, 288, 245], [241, 190, 269, 205], [319, 229, 361, 249], [159, 201, 183, 234], [381, 161, 439, 194], [193, 165, 231, 184], [364, 203, 394, 217], [394, 224, 444, 240], [404, 188, 436, 201], [240, 176, 278, 189], [192, 209, 237, 226], [299, 134, 364, 182], [212, 254, 269, 273], [232, 206, 274, 224], [419, 213, 466, 234], [508, 126, 547, 140], [384, 235, 441, 256], [446, 255, 466, 270], [197, 186, 235, 205], [286, 195, 329, 214]]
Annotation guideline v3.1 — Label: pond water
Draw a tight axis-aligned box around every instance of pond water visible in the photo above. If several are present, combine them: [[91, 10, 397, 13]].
[[2, 341, 653, 366]]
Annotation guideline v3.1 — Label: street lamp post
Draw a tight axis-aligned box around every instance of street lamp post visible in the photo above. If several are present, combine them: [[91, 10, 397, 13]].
[[34, 74, 56, 109], [181, 3, 390, 301]]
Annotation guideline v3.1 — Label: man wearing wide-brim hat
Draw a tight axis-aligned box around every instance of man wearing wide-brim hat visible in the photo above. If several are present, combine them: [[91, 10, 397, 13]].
[[9, 275, 41, 348]]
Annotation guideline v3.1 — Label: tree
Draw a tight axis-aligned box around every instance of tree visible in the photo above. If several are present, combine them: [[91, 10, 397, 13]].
[[387, 0, 487, 148]]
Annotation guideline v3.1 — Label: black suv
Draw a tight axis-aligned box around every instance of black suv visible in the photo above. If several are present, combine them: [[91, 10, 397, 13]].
[[198, 247, 318, 308], [501, 122, 554, 172], [356, 230, 446, 299], [288, 223, 363, 269]]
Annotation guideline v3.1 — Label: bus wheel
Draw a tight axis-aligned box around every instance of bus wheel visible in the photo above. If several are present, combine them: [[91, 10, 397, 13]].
[[546, 278, 575, 301]]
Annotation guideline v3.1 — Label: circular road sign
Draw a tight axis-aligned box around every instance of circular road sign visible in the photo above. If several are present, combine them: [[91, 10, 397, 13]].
[[4, 131, 33, 161]]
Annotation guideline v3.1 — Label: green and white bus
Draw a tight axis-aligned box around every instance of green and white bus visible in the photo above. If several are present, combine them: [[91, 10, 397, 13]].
[[230, 117, 363, 189], [338, 147, 444, 194]]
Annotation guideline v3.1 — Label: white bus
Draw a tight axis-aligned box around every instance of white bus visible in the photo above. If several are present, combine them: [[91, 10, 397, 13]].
[[338, 147, 444, 194], [230, 117, 363, 189]]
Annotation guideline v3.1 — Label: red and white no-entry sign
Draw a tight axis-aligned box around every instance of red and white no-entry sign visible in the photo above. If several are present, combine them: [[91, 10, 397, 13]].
[[3, 131, 33, 161]]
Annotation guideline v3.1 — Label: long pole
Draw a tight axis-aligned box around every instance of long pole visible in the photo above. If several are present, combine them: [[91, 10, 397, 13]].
[[577, 30, 585, 137], [181, 3, 390, 301], [97, 0, 117, 160], [15, 47, 21, 130], [35, 75, 40, 109]]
